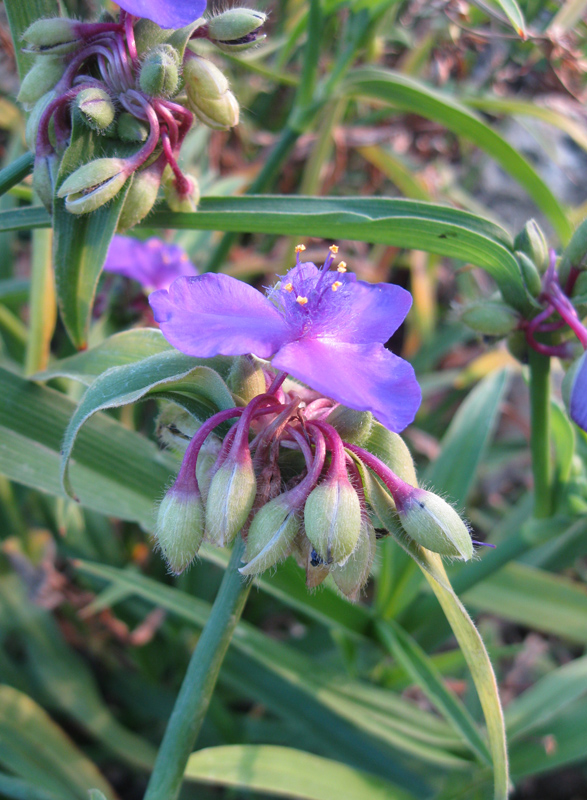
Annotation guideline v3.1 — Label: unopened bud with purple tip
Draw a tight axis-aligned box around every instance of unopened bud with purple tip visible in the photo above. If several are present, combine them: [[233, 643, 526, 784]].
[[57, 158, 128, 215], [396, 487, 473, 561], [206, 9, 267, 53], [22, 18, 81, 56], [205, 450, 257, 546], [76, 87, 116, 132], [155, 485, 205, 574]]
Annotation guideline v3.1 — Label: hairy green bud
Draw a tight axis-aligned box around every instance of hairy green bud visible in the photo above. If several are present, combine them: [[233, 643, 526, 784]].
[[162, 166, 200, 213], [227, 355, 267, 405], [139, 44, 180, 97], [516, 250, 543, 298], [331, 518, 376, 601], [326, 407, 373, 445], [57, 158, 128, 215], [184, 54, 229, 100], [304, 478, 361, 564], [460, 299, 519, 337], [155, 487, 205, 574], [365, 423, 417, 486], [25, 91, 56, 151], [190, 91, 239, 130], [22, 17, 80, 55], [76, 87, 116, 132], [205, 452, 257, 546], [207, 8, 267, 52], [514, 219, 548, 273], [398, 488, 473, 560], [17, 57, 64, 107], [240, 496, 300, 576], [117, 165, 161, 232], [117, 112, 149, 142]]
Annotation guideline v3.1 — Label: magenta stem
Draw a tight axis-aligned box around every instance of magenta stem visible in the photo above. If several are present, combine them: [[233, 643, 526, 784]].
[[161, 131, 191, 194], [286, 427, 327, 506], [307, 420, 347, 481], [344, 442, 413, 508]]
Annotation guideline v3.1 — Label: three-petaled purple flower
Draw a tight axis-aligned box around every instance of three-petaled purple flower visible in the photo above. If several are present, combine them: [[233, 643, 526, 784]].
[[149, 247, 421, 432], [104, 236, 198, 292], [115, 0, 207, 29], [569, 353, 587, 433]]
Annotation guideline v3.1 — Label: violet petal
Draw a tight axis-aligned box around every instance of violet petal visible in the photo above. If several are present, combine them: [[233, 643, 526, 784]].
[[570, 352, 587, 432], [104, 236, 198, 292], [115, 0, 207, 29], [150, 274, 291, 359], [272, 339, 421, 432]]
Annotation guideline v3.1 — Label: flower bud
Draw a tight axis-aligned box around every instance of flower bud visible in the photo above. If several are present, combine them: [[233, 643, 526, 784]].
[[304, 477, 361, 564], [240, 496, 300, 576], [516, 250, 543, 298], [514, 219, 549, 273], [162, 167, 200, 213], [205, 451, 257, 546], [33, 153, 58, 212], [117, 112, 149, 142], [154, 485, 205, 573], [195, 91, 239, 131], [397, 488, 473, 560], [117, 165, 161, 231], [506, 330, 529, 364], [207, 8, 267, 52], [139, 44, 180, 97], [196, 435, 222, 503], [76, 87, 115, 132], [22, 17, 80, 55], [25, 91, 56, 150], [156, 405, 200, 453], [460, 299, 519, 337], [17, 58, 64, 107], [57, 158, 128, 215], [183, 55, 229, 100], [227, 356, 267, 405], [326, 407, 373, 445], [331, 518, 376, 601]]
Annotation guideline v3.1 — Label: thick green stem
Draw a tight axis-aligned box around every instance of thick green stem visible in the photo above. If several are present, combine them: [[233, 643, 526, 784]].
[[528, 350, 553, 519], [143, 537, 251, 800]]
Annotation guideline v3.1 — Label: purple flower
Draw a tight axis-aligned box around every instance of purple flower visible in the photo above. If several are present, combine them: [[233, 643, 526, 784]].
[[104, 236, 198, 292], [115, 0, 207, 29], [149, 249, 421, 432], [570, 351, 587, 432]]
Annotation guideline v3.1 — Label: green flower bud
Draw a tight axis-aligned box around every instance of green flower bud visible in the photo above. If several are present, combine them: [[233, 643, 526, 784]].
[[162, 166, 200, 213], [33, 153, 58, 212], [117, 165, 161, 232], [117, 112, 149, 142], [205, 452, 257, 546], [183, 55, 229, 101], [326, 407, 373, 445], [57, 158, 128, 215], [17, 57, 64, 107], [25, 91, 56, 150], [227, 355, 267, 405], [397, 488, 473, 560], [207, 8, 267, 52], [139, 44, 180, 97], [76, 87, 115, 132], [156, 405, 200, 454], [196, 436, 222, 503], [516, 250, 543, 298], [506, 330, 529, 364], [22, 17, 80, 55], [155, 486, 205, 573], [331, 518, 376, 601], [460, 299, 519, 337], [304, 477, 361, 564], [240, 496, 300, 576], [190, 91, 240, 131], [365, 423, 417, 486], [514, 219, 549, 273]]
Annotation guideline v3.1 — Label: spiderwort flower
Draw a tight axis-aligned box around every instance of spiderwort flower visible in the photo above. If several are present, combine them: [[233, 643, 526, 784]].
[[114, 0, 207, 29], [149, 247, 421, 432], [104, 236, 198, 292], [566, 351, 587, 433]]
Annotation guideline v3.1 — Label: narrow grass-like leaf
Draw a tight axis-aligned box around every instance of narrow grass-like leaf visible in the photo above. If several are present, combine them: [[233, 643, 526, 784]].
[[0, 685, 115, 800], [0, 773, 60, 800], [473, 0, 526, 36], [185, 745, 417, 800], [342, 68, 571, 243], [25, 228, 56, 375], [377, 620, 491, 765], [0, 153, 34, 198]]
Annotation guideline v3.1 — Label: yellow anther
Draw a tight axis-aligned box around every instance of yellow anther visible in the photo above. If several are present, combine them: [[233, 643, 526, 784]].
[[337, 261, 347, 273], [295, 244, 306, 253], [329, 244, 339, 254], [296, 295, 308, 306], [284, 283, 294, 292], [331, 281, 343, 291]]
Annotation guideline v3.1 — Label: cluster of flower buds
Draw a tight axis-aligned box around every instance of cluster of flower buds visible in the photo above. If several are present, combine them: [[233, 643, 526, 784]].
[[19, 5, 266, 225], [459, 219, 587, 435], [155, 364, 473, 601]]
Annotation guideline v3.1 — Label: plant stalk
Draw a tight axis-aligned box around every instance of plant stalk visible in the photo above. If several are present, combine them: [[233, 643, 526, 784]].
[[143, 536, 251, 800], [528, 349, 553, 519]]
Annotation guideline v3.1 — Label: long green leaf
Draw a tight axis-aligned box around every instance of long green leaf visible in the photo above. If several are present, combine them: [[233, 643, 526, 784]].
[[0, 197, 528, 310], [0, 774, 59, 800], [0, 153, 34, 198], [473, 0, 526, 36], [59, 352, 234, 497], [185, 745, 416, 800], [342, 68, 571, 243], [0, 685, 115, 800]]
